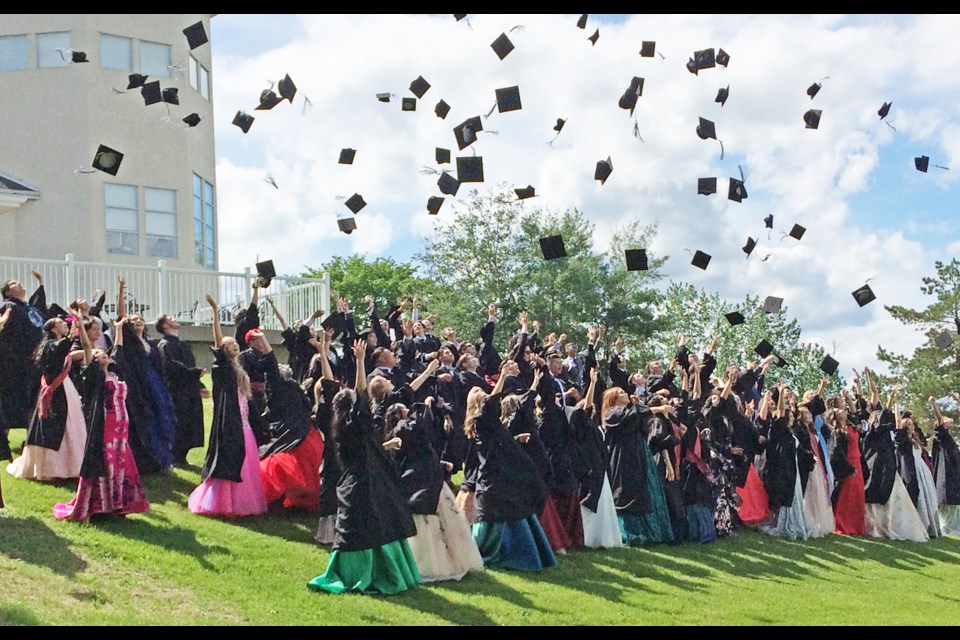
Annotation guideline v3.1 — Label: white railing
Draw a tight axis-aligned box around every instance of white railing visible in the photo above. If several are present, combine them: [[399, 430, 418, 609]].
[[0, 254, 330, 331]]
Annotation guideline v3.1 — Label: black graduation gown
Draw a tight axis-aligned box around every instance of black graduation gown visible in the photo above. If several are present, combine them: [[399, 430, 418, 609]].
[[473, 392, 549, 523], [26, 338, 72, 450], [934, 424, 960, 506], [568, 405, 606, 513], [158, 333, 205, 457], [478, 317, 502, 378], [604, 402, 654, 516], [894, 428, 921, 508], [505, 389, 554, 499], [113, 323, 163, 474], [727, 399, 760, 488], [333, 391, 416, 552], [649, 414, 685, 533], [238, 347, 270, 444], [830, 426, 858, 501], [391, 403, 445, 515], [77, 361, 107, 479], [234, 301, 259, 351], [200, 347, 247, 483], [792, 425, 816, 496], [0, 287, 45, 432], [258, 351, 314, 457], [315, 379, 342, 518], [537, 370, 582, 497], [764, 417, 799, 510], [861, 409, 897, 505], [680, 423, 714, 507]]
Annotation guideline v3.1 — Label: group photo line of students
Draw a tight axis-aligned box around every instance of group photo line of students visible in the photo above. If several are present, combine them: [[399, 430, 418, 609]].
[[1, 271, 959, 596]]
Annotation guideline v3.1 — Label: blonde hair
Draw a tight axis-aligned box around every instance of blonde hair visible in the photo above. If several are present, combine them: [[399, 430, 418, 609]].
[[464, 386, 487, 439], [500, 394, 520, 421], [221, 337, 251, 399]]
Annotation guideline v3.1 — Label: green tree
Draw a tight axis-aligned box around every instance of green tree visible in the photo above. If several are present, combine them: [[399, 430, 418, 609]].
[[303, 255, 435, 315]]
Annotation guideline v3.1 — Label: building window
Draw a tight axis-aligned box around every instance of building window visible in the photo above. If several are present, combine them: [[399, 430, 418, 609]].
[[100, 33, 132, 71], [0, 34, 29, 71], [188, 54, 209, 100], [199, 64, 209, 100], [105, 184, 139, 255], [37, 32, 70, 68], [145, 187, 177, 258], [193, 174, 216, 269], [140, 40, 171, 78]]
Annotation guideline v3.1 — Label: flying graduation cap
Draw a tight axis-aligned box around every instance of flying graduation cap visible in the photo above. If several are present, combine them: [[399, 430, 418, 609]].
[[182, 113, 201, 127], [819, 354, 839, 376], [577, 14, 588, 29], [807, 82, 822, 99], [618, 77, 644, 116], [691, 250, 711, 270], [686, 48, 715, 75], [344, 194, 367, 214], [456, 156, 484, 183], [183, 21, 208, 50], [435, 147, 451, 164], [914, 155, 949, 172], [495, 85, 522, 113], [435, 99, 450, 119], [742, 237, 757, 257], [453, 116, 482, 150], [716, 48, 730, 66], [698, 178, 717, 195], [277, 74, 297, 103], [127, 73, 148, 90], [725, 311, 745, 326], [337, 216, 357, 235], [70, 50, 89, 63], [438, 171, 459, 196], [639, 41, 656, 57], [141, 80, 162, 106], [162, 87, 179, 105], [256, 89, 282, 110], [232, 111, 254, 134], [878, 102, 892, 119], [491, 33, 515, 60], [852, 284, 876, 307], [514, 185, 537, 200], [588, 29, 600, 46], [427, 196, 444, 216], [409, 75, 430, 99], [763, 296, 784, 314], [804, 109, 822, 129], [256, 260, 276, 288], [92, 145, 123, 176], [715, 85, 729, 107], [625, 248, 648, 271], [402, 97, 417, 111], [764, 214, 774, 229], [728, 178, 747, 202], [539, 235, 567, 260], [338, 148, 356, 165], [594, 157, 613, 185], [788, 224, 806, 240]]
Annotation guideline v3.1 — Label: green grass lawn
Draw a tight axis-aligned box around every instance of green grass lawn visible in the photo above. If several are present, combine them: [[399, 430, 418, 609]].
[[2, 382, 960, 625]]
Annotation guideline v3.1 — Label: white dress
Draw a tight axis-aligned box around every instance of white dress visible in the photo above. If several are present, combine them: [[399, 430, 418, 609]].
[[7, 377, 86, 481], [581, 475, 624, 548], [406, 483, 484, 582], [865, 472, 929, 542], [935, 447, 960, 536], [760, 435, 810, 540], [912, 446, 941, 538], [803, 459, 836, 538]]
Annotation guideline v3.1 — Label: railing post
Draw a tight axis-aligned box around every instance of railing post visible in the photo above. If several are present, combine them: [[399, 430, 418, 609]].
[[243, 267, 252, 307], [157, 260, 167, 317], [322, 271, 331, 318], [64, 253, 75, 304]]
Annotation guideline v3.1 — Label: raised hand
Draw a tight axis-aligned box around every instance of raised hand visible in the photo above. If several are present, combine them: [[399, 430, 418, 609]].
[[402, 318, 414, 337], [352, 338, 366, 360], [114, 315, 128, 330], [205, 294, 218, 309], [118, 276, 126, 290], [587, 326, 596, 342], [30, 270, 43, 285]]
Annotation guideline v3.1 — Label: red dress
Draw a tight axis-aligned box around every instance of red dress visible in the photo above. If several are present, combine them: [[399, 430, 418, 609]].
[[259, 427, 325, 510], [736, 464, 771, 525], [833, 425, 866, 535]]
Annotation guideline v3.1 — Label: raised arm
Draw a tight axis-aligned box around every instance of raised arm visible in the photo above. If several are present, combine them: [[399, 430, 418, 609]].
[[77, 316, 94, 366], [705, 335, 719, 357], [865, 368, 879, 407], [251, 280, 260, 308], [692, 360, 702, 400], [206, 294, 222, 347], [491, 361, 508, 396], [319, 330, 334, 382], [929, 396, 944, 425], [583, 367, 598, 411], [720, 368, 735, 400], [265, 296, 288, 332], [113, 316, 126, 347], [776, 383, 785, 419], [758, 390, 772, 421], [353, 339, 367, 394], [116, 276, 126, 319], [410, 358, 441, 393]]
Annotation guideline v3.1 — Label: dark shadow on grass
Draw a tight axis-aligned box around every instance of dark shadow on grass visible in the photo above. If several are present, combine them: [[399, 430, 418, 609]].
[[139, 467, 203, 506], [216, 501, 323, 545], [0, 516, 87, 577], [390, 580, 501, 625], [0, 601, 40, 625], [96, 513, 231, 570]]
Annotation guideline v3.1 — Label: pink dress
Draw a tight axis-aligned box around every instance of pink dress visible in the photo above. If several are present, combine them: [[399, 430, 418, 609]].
[[188, 388, 267, 517]]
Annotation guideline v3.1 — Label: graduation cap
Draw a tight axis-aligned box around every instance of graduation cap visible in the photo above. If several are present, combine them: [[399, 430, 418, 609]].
[[376, 93, 392, 103], [48, 303, 71, 320], [697, 117, 717, 140], [321, 312, 345, 337], [852, 284, 876, 307], [456, 156, 484, 183], [71, 50, 88, 63], [409, 75, 431, 99], [806, 82, 821, 99], [141, 80, 162, 106], [427, 196, 444, 216], [804, 109, 822, 129], [491, 33, 514, 60], [183, 113, 201, 127], [127, 73, 148, 90], [162, 87, 179, 105], [339, 148, 356, 165], [278, 74, 297, 103], [691, 250, 711, 270], [716, 48, 730, 67], [789, 224, 806, 240], [577, 14, 588, 29], [693, 48, 716, 72], [435, 99, 450, 119], [639, 41, 656, 57], [344, 194, 367, 214], [772, 354, 789, 368], [935, 331, 954, 350], [764, 214, 774, 229], [878, 102, 892, 119], [515, 185, 536, 200], [819, 354, 839, 376], [495, 85, 522, 113], [725, 311, 745, 326], [539, 235, 567, 260], [742, 236, 757, 257], [453, 116, 482, 150], [763, 296, 783, 314], [553, 118, 566, 133], [625, 248, 648, 271], [588, 29, 600, 46], [915, 155, 929, 172], [715, 85, 729, 107], [435, 147, 451, 164], [594, 157, 613, 185], [698, 177, 717, 195], [256, 90, 282, 110], [337, 217, 357, 235], [618, 77, 644, 115], [454, 14, 467, 21], [438, 171, 459, 196], [754, 339, 774, 359], [728, 178, 747, 202], [92, 144, 123, 176], [183, 21, 208, 50], [402, 97, 416, 111], [256, 260, 276, 287], [232, 111, 254, 134]]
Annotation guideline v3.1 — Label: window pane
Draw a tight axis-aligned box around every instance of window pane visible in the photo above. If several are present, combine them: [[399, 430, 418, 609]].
[[144, 187, 176, 212], [37, 32, 70, 68], [192, 172, 202, 196], [147, 236, 177, 258], [194, 197, 202, 222], [199, 64, 209, 99], [194, 219, 203, 242], [0, 35, 29, 72], [140, 40, 171, 77], [195, 241, 204, 265], [203, 180, 213, 205], [100, 34, 132, 71], [205, 247, 215, 269], [107, 231, 139, 255], [106, 208, 138, 232], [204, 203, 214, 228], [205, 224, 214, 243], [189, 56, 198, 90], [105, 183, 137, 208], [146, 211, 176, 236]]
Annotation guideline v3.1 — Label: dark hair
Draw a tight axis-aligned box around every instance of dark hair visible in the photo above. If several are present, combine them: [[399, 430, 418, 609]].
[[155, 314, 173, 335], [234, 308, 247, 324], [1, 280, 17, 298], [371, 346, 387, 364], [331, 388, 357, 467], [34, 318, 62, 364], [83, 318, 98, 332], [384, 403, 407, 442]]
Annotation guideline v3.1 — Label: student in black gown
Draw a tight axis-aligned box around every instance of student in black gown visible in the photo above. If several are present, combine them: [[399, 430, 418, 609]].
[[931, 394, 960, 535], [156, 314, 206, 464], [314, 330, 345, 544]]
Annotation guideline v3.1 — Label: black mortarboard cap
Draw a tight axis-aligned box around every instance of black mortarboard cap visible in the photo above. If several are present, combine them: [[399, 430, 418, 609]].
[[686, 57, 699, 75], [256, 260, 276, 287], [278, 74, 297, 102], [409, 75, 430, 99], [691, 250, 711, 270], [127, 73, 148, 89], [344, 194, 367, 214], [339, 148, 356, 165], [698, 177, 717, 195], [725, 311, 745, 326], [438, 171, 459, 196], [625, 248, 648, 271], [496, 85, 522, 113], [716, 48, 730, 67], [93, 144, 123, 176], [540, 235, 567, 260], [402, 97, 416, 111], [337, 217, 357, 234], [878, 102, 892, 119], [619, 77, 644, 115], [754, 339, 774, 359], [743, 236, 757, 257], [49, 303, 70, 320], [697, 117, 716, 140], [183, 113, 201, 127], [915, 155, 929, 172], [772, 354, 789, 368], [716, 85, 729, 107], [454, 14, 467, 21], [764, 214, 774, 229], [321, 312, 345, 337], [453, 116, 482, 150], [456, 156, 484, 183], [577, 14, 588, 29], [728, 178, 747, 202], [435, 147, 451, 164], [141, 80, 162, 106], [804, 109, 822, 129], [491, 33, 514, 60], [515, 185, 536, 200], [71, 50, 88, 63], [376, 93, 392, 103], [807, 82, 821, 99], [183, 21, 208, 50], [640, 41, 656, 57], [852, 284, 876, 307], [435, 99, 450, 119], [588, 29, 600, 46], [162, 87, 179, 105], [594, 157, 613, 184], [256, 89, 282, 110], [427, 196, 444, 216], [695, 48, 715, 70], [819, 354, 839, 376], [935, 331, 953, 350], [232, 111, 254, 134], [789, 224, 806, 240], [554, 118, 566, 133], [763, 296, 783, 314]]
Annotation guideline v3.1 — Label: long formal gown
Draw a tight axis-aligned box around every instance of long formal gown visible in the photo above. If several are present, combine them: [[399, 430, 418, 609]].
[[933, 423, 960, 535], [832, 425, 866, 536], [911, 444, 941, 538], [802, 429, 836, 538], [760, 422, 809, 540]]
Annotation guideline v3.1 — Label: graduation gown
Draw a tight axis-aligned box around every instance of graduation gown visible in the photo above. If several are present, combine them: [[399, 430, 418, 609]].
[[505, 389, 554, 498], [603, 402, 654, 516], [113, 323, 164, 473], [26, 338, 72, 450], [568, 405, 606, 513], [158, 333, 205, 456], [478, 317, 502, 378], [537, 370, 582, 497], [315, 379, 342, 518], [861, 409, 898, 505], [764, 417, 799, 510], [933, 424, 960, 506], [895, 428, 921, 507], [0, 287, 45, 432], [200, 347, 247, 482], [77, 360, 108, 479], [258, 351, 313, 457], [333, 391, 416, 552], [390, 403, 445, 515]]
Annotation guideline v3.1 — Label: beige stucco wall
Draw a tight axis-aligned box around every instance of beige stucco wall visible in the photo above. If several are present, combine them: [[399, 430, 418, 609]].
[[0, 14, 216, 269]]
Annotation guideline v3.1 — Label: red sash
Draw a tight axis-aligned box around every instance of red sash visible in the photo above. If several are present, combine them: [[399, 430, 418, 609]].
[[684, 431, 714, 482], [38, 355, 72, 419]]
